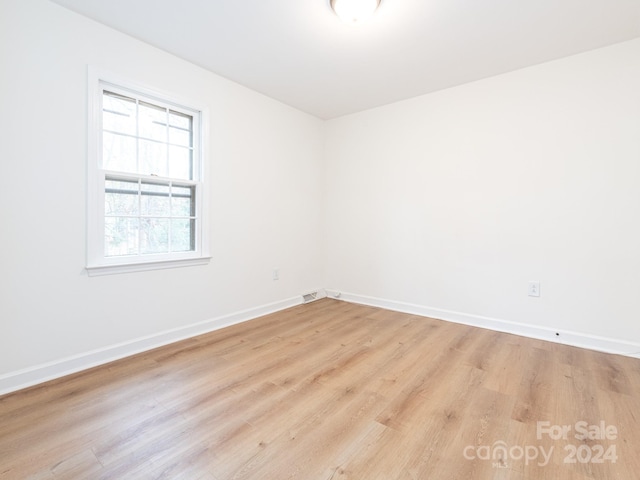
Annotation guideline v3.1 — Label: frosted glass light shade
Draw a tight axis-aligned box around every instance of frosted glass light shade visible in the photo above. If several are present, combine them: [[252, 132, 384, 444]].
[[330, 0, 381, 24]]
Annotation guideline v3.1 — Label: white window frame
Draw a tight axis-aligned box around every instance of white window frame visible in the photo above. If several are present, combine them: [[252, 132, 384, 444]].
[[86, 67, 210, 276]]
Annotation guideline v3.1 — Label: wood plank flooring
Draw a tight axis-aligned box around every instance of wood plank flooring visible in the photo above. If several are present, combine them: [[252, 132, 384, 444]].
[[1, 299, 639, 479]]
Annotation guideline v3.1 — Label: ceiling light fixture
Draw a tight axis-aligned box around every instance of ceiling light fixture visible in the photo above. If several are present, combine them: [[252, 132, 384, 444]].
[[330, 0, 381, 24]]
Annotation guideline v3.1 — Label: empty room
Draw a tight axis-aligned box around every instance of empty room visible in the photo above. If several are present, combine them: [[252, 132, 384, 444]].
[[1, 0, 639, 478]]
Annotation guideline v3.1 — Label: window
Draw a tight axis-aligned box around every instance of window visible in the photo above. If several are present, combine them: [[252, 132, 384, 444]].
[[87, 70, 209, 276]]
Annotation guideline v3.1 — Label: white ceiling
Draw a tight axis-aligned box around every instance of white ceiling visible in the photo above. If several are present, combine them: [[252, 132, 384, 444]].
[[50, 0, 640, 119]]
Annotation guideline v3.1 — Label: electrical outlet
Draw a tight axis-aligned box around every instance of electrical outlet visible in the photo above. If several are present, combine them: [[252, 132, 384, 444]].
[[528, 281, 540, 297], [272, 268, 279, 281]]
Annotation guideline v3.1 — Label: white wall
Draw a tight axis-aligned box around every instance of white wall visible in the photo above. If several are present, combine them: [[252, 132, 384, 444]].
[[325, 39, 640, 351], [0, 0, 325, 389]]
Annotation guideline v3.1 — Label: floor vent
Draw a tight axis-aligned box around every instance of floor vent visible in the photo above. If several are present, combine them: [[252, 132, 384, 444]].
[[302, 291, 319, 303]]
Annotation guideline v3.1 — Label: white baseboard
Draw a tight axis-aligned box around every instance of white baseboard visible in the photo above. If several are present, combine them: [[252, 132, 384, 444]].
[[0, 296, 302, 396], [4, 290, 638, 397], [325, 290, 640, 359]]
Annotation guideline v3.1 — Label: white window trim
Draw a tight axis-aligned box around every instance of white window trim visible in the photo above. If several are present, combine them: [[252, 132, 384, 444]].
[[86, 66, 210, 276]]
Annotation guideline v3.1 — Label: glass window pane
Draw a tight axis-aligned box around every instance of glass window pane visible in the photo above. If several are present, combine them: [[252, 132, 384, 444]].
[[168, 145, 192, 180], [169, 111, 191, 129], [169, 126, 191, 147], [140, 218, 169, 254], [105, 179, 139, 215], [139, 102, 167, 142], [140, 181, 170, 216], [171, 219, 195, 252], [105, 217, 139, 257], [171, 185, 195, 217], [139, 139, 168, 177], [103, 132, 136, 172], [103, 92, 136, 135]]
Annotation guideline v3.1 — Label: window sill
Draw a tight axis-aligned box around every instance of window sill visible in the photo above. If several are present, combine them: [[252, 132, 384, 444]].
[[86, 256, 211, 277]]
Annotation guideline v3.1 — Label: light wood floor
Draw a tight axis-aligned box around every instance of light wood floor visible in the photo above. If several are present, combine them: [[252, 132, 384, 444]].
[[1, 299, 640, 479]]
